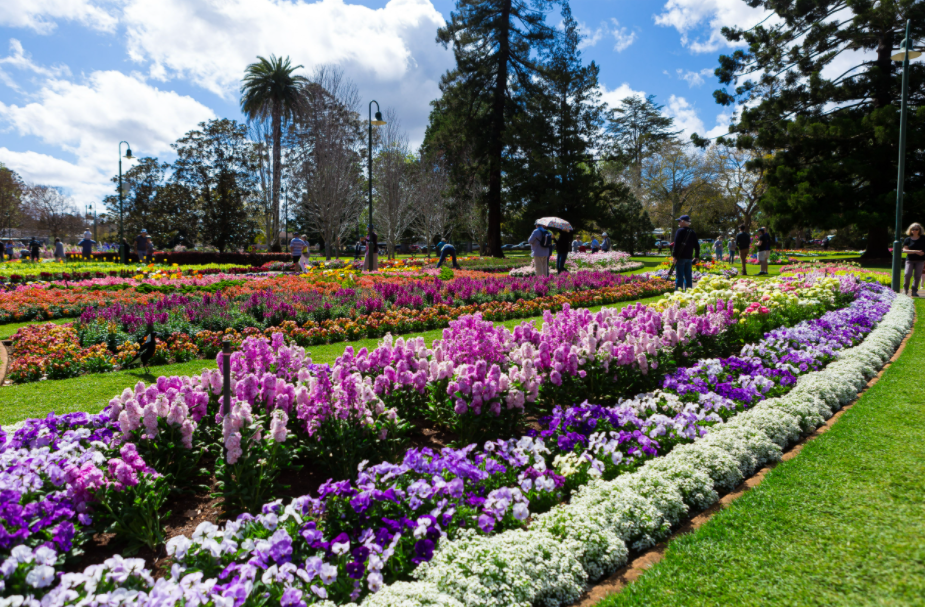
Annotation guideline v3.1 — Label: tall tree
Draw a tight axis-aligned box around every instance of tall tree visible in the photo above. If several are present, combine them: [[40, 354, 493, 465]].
[[240, 55, 307, 251], [0, 164, 24, 235], [373, 109, 417, 259], [506, 4, 607, 237], [706, 143, 767, 230], [171, 119, 259, 252], [103, 158, 199, 245], [23, 185, 82, 239], [432, 0, 559, 257], [412, 151, 454, 248], [640, 141, 712, 227], [607, 95, 680, 170], [711, 1, 925, 257], [291, 67, 365, 259]]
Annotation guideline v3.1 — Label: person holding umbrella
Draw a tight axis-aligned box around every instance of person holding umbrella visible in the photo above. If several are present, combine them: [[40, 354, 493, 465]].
[[529, 220, 552, 277]]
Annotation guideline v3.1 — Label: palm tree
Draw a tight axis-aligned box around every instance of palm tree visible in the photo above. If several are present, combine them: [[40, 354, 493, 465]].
[[240, 55, 307, 251]]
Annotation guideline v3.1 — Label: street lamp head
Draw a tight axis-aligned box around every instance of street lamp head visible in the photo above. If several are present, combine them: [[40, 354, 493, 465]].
[[891, 39, 922, 61], [124, 147, 134, 159], [371, 111, 386, 126]]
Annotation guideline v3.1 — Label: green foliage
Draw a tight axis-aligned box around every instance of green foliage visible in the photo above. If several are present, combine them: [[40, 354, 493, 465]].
[[598, 187, 654, 255], [505, 5, 608, 237], [95, 474, 170, 554], [172, 119, 261, 252], [607, 94, 680, 167], [429, 0, 560, 256], [713, 0, 925, 257], [438, 265, 455, 280]]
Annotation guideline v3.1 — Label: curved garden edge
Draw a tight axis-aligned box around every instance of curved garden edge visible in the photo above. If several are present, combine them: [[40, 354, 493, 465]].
[[570, 299, 918, 607], [362, 293, 916, 607]]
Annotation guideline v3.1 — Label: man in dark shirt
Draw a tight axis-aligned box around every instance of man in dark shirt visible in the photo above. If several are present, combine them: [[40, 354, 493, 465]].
[[756, 227, 772, 275], [735, 225, 751, 276], [672, 215, 699, 290], [135, 230, 149, 263]]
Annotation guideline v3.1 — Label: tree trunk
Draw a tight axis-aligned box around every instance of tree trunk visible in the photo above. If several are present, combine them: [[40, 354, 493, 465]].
[[486, 0, 511, 259], [270, 101, 283, 252], [861, 224, 892, 259]]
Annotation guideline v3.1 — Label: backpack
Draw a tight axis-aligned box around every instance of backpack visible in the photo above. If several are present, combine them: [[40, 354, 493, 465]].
[[541, 229, 553, 249]]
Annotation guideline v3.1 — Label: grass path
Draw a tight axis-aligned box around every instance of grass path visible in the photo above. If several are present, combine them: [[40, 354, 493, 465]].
[[597, 298, 925, 607], [0, 294, 665, 426]]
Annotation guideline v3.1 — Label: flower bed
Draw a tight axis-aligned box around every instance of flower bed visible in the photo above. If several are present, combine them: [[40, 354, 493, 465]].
[[0, 276, 910, 606], [646, 259, 738, 281], [780, 261, 890, 285], [509, 252, 643, 277], [7, 273, 674, 382]]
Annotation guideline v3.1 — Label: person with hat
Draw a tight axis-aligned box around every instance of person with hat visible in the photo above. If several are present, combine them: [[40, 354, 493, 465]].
[[135, 229, 149, 263], [672, 215, 699, 290], [601, 232, 612, 253], [756, 227, 772, 275], [735, 225, 751, 275]]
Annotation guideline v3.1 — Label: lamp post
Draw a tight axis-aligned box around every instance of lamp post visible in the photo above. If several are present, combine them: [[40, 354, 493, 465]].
[[118, 141, 134, 264], [891, 20, 920, 292], [282, 186, 289, 247], [367, 100, 386, 235]]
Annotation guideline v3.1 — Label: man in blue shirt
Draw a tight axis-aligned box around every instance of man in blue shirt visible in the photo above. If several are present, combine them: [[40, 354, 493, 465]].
[[290, 234, 307, 263], [436, 239, 460, 269], [77, 236, 96, 258], [528, 222, 550, 277]]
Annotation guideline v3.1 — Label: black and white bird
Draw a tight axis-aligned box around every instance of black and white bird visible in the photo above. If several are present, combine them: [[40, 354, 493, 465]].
[[131, 324, 158, 369]]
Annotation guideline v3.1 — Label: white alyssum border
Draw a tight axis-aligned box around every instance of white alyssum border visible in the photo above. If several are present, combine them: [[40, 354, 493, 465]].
[[360, 295, 914, 607]]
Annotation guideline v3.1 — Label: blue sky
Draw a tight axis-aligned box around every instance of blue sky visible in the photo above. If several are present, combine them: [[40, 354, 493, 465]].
[[0, 0, 770, 208]]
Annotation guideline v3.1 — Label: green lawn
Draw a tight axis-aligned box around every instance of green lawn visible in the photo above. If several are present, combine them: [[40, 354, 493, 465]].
[[0, 294, 665, 426], [0, 317, 71, 340], [597, 298, 925, 607]]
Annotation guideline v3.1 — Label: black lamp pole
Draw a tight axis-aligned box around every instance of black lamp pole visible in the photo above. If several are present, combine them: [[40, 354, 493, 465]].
[[118, 141, 133, 264], [368, 101, 386, 234]]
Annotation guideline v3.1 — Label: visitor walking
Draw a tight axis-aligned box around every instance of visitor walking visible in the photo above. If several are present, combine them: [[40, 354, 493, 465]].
[[354, 239, 363, 260], [298, 246, 312, 273], [135, 230, 149, 263], [735, 225, 751, 276], [590, 236, 600, 254], [529, 221, 551, 277], [289, 234, 307, 263], [556, 229, 573, 273], [672, 215, 699, 291], [29, 238, 40, 261], [145, 236, 155, 262], [727, 234, 736, 263], [435, 239, 461, 269], [6, 240, 14, 260], [713, 236, 724, 260], [363, 229, 379, 272], [571, 236, 581, 253], [902, 222, 925, 296], [53, 238, 65, 262], [756, 227, 771, 275], [78, 235, 96, 258], [601, 232, 612, 253]]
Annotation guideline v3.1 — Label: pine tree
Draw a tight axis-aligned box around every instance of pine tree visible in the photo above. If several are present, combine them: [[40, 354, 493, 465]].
[[506, 5, 607, 237], [607, 95, 680, 169], [429, 0, 560, 257], [711, 1, 925, 257]]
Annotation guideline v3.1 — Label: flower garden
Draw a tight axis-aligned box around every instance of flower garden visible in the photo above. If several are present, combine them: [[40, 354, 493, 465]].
[[0, 256, 914, 607]]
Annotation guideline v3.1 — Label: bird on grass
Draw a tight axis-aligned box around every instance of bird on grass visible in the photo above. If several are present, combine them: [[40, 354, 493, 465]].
[[130, 324, 158, 369]]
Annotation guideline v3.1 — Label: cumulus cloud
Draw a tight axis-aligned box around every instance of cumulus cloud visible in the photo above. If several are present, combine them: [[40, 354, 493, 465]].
[[598, 83, 646, 109], [578, 19, 637, 52], [0, 69, 215, 206], [0, 0, 117, 34], [654, 0, 770, 53], [677, 67, 714, 87], [120, 0, 451, 145], [664, 95, 729, 139]]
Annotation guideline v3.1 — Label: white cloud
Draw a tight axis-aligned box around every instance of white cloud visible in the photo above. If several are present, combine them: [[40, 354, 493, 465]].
[[0, 0, 117, 34], [654, 0, 770, 54], [0, 69, 215, 206], [598, 83, 646, 109], [578, 19, 636, 52], [0, 39, 71, 92], [120, 0, 451, 146], [664, 94, 729, 139], [677, 67, 714, 87]]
